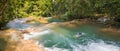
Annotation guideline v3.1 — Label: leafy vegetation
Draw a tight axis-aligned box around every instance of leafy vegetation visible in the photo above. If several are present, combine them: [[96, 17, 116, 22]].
[[0, 0, 120, 29]]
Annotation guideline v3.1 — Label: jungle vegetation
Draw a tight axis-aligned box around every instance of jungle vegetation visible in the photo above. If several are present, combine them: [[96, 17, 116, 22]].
[[0, 0, 120, 29]]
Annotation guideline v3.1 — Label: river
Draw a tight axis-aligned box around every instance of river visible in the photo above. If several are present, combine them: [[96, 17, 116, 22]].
[[7, 18, 120, 51]]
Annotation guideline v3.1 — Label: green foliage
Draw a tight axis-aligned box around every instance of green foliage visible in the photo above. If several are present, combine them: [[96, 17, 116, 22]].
[[6, 0, 53, 17], [4, 0, 120, 19], [0, 0, 120, 29], [0, 0, 9, 29]]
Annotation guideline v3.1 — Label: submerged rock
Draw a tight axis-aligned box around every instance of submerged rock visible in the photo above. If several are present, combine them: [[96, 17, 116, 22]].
[[100, 28, 120, 36], [74, 32, 85, 38]]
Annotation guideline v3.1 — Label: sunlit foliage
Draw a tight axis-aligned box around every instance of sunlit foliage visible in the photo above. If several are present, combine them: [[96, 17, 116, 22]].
[[0, 0, 120, 29]]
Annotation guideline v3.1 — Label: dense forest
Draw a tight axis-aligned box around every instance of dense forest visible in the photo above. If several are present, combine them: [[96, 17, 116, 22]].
[[0, 0, 120, 29]]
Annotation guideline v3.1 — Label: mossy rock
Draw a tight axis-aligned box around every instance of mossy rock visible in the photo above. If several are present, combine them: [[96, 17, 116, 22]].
[[0, 38, 7, 51]]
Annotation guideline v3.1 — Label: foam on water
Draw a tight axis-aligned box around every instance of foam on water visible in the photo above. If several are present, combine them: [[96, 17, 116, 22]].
[[7, 18, 30, 29], [44, 41, 120, 51], [85, 42, 120, 51], [23, 29, 52, 40], [71, 41, 120, 51], [22, 28, 120, 51], [45, 47, 69, 51]]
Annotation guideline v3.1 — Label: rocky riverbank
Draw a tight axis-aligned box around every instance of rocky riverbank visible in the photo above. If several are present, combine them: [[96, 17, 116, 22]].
[[100, 27, 120, 36], [0, 29, 44, 51]]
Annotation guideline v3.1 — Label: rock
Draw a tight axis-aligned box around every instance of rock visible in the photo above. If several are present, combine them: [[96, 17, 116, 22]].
[[21, 30, 31, 34], [0, 29, 44, 51], [4, 40, 44, 51], [15, 40, 44, 51], [27, 17, 49, 24], [74, 32, 85, 38], [97, 17, 110, 24], [59, 19, 88, 28], [100, 28, 120, 36]]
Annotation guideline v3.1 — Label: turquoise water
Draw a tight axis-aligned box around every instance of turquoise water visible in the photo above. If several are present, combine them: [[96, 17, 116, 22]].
[[7, 18, 120, 51], [34, 24, 120, 51]]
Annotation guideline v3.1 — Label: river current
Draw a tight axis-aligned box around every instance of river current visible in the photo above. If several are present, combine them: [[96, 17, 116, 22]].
[[7, 18, 120, 51]]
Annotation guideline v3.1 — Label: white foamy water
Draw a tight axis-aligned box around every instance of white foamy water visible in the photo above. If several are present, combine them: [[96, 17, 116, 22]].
[[45, 47, 69, 51], [23, 29, 52, 40], [71, 41, 120, 51], [45, 42, 120, 51], [7, 18, 30, 29], [85, 42, 120, 51]]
